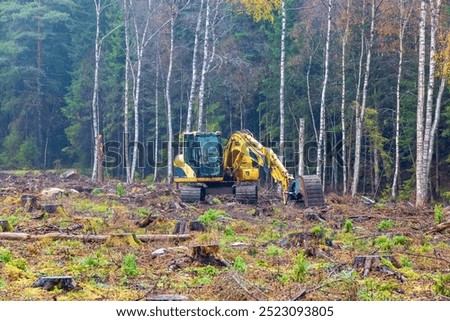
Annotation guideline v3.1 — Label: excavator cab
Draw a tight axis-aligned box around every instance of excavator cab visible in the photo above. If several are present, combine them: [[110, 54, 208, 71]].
[[174, 132, 223, 180]]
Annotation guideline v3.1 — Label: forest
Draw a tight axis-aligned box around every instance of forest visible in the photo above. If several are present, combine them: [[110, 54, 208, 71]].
[[1, 0, 450, 205], [2, 0, 450, 303]]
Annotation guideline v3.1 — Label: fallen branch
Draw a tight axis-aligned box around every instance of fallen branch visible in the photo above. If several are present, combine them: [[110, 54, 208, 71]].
[[291, 280, 340, 301], [0, 232, 191, 243], [426, 221, 450, 234]]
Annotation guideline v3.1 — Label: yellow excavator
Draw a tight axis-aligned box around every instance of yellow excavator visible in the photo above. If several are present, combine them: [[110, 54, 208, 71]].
[[174, 130, 325, 207]]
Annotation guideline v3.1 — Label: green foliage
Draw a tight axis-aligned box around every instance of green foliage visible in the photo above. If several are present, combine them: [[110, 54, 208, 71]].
[[233, 256, 248, 273], [343, 219, 353, 233], [310, 224, 325, 237], [198, 209, 227, 226], [358, 278, 398, 301], [377, 219, 394, 231], [121, 254, 140, 277], [266, 245, 284, 257], [399, 255, 413, 268], [116, 183, 125, 198], [434, 204, 445, 224], [91, 188, 102, 196], [433, 274, 450, 296], [291, 251, 309, 282], [392, 235, 412, 247], [0, 248, 12, 263], [0, 279, 5, 288], [224, 225, 235, 237], [375, 235, 394, 252]]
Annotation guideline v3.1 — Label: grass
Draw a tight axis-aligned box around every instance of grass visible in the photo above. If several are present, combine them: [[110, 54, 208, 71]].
[[121, 254, 140, 277], [291, 251, 309, 282], [377, 219, 394, 231], [434, 204, 444, 224]]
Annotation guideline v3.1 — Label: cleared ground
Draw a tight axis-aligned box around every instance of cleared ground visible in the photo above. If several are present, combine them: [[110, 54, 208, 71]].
[[0, 171, 449, 301]]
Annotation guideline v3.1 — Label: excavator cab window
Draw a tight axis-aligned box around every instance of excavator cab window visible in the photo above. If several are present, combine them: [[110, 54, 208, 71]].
[[185, 133, 223, 178]]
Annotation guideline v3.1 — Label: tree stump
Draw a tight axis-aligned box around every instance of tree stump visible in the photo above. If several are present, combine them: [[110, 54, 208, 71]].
[[189, 221, 206, 232], [21, 194, 37, 212], [191, 245, 226, 267], [0, 220, 13, 232], [353, 255, 400, 277], [137, 214, 159, 228], [41, 204, 66, 217], [32, 276, 77, 291], [173, 221, 188, 234]]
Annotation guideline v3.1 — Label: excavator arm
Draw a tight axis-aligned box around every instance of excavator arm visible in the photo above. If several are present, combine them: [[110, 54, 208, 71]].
[[223, 130, 293, 203]]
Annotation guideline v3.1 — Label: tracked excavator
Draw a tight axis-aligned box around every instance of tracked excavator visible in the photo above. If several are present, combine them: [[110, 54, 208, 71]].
[[173, 130, 325, 207]]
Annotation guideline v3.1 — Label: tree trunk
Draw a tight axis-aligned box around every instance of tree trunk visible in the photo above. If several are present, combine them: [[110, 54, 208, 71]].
[[91, 0, 102, 183], [197, 0, 211, 132], [298, 118, 305, 177], [154, 61, 160, 182], [416, 1, 427, 207], [351, 0, 375, 196], [317, 0, 332, 178], [306, 55, 318, 144], [166, 11, 176, 184], [123, 0, 132, 184], [423, 0, 439, 190], [392, 0, 413, 199], [279, 0, 286, 163], [186, 0, 204, 132], [340, 0, 350, 195]]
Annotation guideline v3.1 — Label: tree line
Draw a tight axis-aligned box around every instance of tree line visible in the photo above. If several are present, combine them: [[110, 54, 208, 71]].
[[0, 0, 449, 206]]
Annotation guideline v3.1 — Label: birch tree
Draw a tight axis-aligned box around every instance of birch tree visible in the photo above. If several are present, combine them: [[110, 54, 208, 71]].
[[316, 0, 333, 181], [415, 0, 427, 206], [166, 6, 175, 183], [392, 0, 413, 199], [279, 0, 286, 163], [351, 0, 376, 196], [340, 0, 351, 195], [186, 0, 205, 132], [123, 0, 132, 183], [197, 0, 211, 132]]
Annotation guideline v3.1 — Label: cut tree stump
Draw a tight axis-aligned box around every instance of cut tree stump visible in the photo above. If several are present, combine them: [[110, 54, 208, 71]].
[[353, 255, 400, 277], [0, 220, 13, 232], [146, 294, 189, 301], [41, 204, 67, 217], [32, 276, 77, 291], [137, 214, 159, 228], [191, 245, 226, 267], [21, 194, 37, 212], [189, 221, 206, 232], [173, 221, 188, 234]]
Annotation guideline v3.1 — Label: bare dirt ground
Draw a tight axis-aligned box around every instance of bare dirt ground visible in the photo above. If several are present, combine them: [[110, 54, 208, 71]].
[[0, 171, 449, 301]]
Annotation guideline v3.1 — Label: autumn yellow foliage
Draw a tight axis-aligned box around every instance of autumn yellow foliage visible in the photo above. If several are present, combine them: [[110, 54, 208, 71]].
[[227, 0, 282, 22]]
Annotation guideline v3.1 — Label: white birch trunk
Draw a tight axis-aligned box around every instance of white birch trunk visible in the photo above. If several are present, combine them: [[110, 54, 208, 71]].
[[186, 0, 204, 132], [91, 0, 102, 183], [392, 0, 412, 199], [166, 12, 175, 183], [197, 0, 211, 132], [426, 76, 446, 175], [341, 0, 350, 195], [317, 0, 332, 178], [279, 0, 286, 163], [422, 0, 439, 189], [123, 0, 132, 184], [298, 118, 305, 177], [351, 0, 375, 196], [306, 55, 318, 144], [416, 1, 427, 206], [153, 62, 159, 182]]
